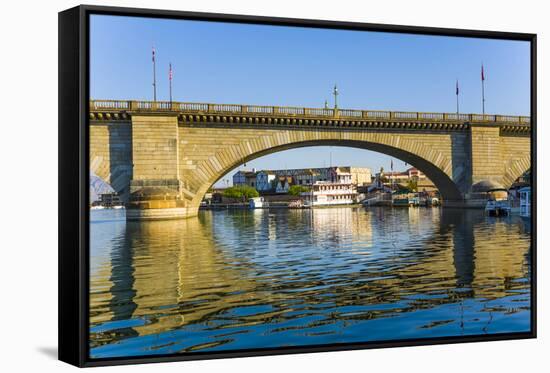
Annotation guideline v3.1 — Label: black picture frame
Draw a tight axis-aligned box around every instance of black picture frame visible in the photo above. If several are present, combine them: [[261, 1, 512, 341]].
[[59, 4, 537, 367]]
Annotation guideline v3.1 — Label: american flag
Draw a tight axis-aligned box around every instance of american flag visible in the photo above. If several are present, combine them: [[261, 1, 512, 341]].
[[481, 64, 485, 81], [169, 63, 173, 81], [152, 47, 156, 62], [456, 80, 459, 95]]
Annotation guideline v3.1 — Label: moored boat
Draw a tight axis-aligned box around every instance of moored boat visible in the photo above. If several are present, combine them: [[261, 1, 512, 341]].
[[484, 187, 511, 217], [485, 199, 511, 217]]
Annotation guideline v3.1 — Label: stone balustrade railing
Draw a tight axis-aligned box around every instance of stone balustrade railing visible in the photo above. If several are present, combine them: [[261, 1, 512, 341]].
[[90, 99, 531, 124]]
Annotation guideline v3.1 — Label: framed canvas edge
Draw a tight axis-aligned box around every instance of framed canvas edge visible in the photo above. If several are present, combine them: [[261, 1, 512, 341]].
[[58, 4, 537, 368]]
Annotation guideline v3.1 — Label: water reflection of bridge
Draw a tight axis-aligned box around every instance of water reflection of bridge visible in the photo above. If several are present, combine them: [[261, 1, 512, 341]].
[[89, 208, 530, 351]]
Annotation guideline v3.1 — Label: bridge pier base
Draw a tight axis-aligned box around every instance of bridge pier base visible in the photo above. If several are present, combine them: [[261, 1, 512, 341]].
[[126, 206, 199, 221], [443, 199, 487, 209], [126, 181, 199, 221]]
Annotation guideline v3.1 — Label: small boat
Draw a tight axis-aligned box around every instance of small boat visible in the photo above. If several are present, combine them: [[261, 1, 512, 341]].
[[288, 200, 304, 209], [392, 198, 409, 207], [90, 205, 105, 210], [409, 196, 420, 207], [249, 197, 265, 209], [485, 199, 511, 217], [485, 187, 511, 217]]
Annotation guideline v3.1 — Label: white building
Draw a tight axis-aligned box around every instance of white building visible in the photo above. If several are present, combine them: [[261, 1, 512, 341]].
[[328, 167, 352, 183]]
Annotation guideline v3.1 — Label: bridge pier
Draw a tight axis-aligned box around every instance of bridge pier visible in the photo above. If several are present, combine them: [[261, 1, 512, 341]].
[[125, 114, 197, 220]]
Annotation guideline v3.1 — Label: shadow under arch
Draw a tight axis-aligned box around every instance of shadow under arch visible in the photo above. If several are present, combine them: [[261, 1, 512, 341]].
[[194, 139, 463, 207]]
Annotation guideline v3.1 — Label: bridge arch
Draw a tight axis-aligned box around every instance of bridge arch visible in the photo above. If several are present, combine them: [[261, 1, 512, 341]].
[[186, 134, 464, 211], [501, 154, 531, 189]]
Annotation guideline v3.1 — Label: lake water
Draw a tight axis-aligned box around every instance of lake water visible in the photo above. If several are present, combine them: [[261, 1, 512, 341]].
[[89, 207, 531, 358]]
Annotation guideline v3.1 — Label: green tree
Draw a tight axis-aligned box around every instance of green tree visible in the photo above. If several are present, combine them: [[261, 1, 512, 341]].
[[222, 185, 259, 199], [406, 179, 418, 192], [288, 185, 310, 196]]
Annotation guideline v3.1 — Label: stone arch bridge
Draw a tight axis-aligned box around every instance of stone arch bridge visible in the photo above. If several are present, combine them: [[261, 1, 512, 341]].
[[89, 100, 531, 219]]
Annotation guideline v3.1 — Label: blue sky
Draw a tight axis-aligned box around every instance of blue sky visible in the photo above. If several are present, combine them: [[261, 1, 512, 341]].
[[90, 15, 530, 186]]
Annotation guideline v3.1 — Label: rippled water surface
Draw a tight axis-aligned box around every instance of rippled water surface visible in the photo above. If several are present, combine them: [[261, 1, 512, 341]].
[[89, 207, 531, 358]]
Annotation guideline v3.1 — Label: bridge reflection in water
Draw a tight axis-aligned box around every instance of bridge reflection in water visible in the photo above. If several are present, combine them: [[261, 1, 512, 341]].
[[89, 208, 531, 358]]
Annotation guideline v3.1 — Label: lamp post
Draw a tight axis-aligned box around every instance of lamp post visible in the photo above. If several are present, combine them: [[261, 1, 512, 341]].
[[333, 84, 339, 109]]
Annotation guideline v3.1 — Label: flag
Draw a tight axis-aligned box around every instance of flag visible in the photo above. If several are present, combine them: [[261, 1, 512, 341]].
[[456, 80, 459, 95], [152, 46, 156, 62], [169, 63, 173, 81], [481, 64, 485, 81], [390, 159, 393, 171]]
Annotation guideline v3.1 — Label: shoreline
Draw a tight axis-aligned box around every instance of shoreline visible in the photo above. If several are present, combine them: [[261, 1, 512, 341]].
[[199, 202, 439, 211]]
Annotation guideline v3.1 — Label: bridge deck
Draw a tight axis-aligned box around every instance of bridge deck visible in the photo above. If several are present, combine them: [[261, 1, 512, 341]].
[[90, 100, 530, 126]]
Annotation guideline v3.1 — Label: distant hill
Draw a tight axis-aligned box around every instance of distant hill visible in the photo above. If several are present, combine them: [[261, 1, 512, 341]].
[[90, 173, 114, 202]]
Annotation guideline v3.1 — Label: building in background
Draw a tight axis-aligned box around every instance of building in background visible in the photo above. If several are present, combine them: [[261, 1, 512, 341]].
[[350, 167, 372, 186], [256, 170, 277, 191], [328, 167, 352, 183], [295, 169, 320, 186], [233, 166, 372, 193], [374, 166, 435, 191], [275, 176, 293, 193], [232, 169, 257, 188]]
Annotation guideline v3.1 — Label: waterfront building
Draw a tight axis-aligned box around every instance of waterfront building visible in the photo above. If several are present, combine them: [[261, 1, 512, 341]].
[[407, 167, 426, 180], [256, 170, 277, 191], [269, 167, 330, 182], [275, 176, 293, 193], [375, 166, 435, 191], [295, 169, 320, 186], [349, 167, 373, 186], [328, 167, 352, 183], [232, 166, 372, 193], [232, 169, 257, 188]]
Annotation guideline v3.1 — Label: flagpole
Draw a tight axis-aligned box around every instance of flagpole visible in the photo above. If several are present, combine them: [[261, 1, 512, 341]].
[[481, 64, 485, 116], [456, 80, 460, 118], [482, 79, 485, 116], [169, 63, 173, 105], [152, 46, 157, 102]]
